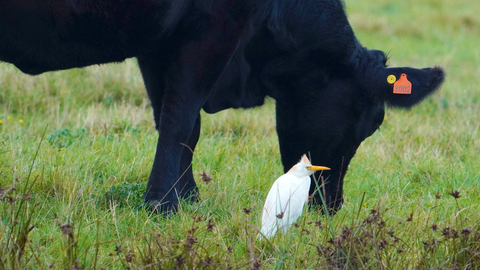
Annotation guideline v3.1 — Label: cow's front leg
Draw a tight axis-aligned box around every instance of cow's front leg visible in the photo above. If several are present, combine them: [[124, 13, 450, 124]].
[[143, 2, 250, 213], [138, 54, 200, 203], [144, 90, 202, 213], [177, 113, 201, 202], [144, 76, 220, 213]]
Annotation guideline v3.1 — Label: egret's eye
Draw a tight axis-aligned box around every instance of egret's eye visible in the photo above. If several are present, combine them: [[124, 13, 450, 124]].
[[306, 166, 312, 170]]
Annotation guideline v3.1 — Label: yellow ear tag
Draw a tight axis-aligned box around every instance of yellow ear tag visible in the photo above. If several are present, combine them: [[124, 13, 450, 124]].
[[387, 75, 396, 84], [393, 73, 412, 94]]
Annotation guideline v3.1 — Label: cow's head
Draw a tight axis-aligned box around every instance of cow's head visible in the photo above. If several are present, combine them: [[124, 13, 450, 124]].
[[274, 48, 444, 214]]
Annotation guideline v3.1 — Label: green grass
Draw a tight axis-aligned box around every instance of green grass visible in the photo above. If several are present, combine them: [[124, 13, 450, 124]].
[[1, 0, 480, 268]]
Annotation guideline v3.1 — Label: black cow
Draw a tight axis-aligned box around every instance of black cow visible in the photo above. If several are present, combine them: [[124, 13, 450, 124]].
[[0, 0, 444, 214]]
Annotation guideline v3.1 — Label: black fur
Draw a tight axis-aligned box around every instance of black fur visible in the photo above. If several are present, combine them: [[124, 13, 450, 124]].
[[0, 0, 445, 214]]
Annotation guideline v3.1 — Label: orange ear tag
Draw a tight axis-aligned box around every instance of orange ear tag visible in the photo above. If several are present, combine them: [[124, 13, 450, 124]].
[[393, 73, 412, 94]]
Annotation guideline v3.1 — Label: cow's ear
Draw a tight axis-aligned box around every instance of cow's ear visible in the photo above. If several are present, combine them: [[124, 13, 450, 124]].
[[370, 66, 445, 108]]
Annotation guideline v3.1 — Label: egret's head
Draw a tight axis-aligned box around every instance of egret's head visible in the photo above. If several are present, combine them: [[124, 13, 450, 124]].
[[288, 154, 330, 178]]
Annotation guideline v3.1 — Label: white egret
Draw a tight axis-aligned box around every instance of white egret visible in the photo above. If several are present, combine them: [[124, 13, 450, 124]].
[[260, 154, 330, 239]]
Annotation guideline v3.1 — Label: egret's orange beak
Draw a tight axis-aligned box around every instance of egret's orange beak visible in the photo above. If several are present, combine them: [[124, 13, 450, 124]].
[[307, 166, 331, 171]]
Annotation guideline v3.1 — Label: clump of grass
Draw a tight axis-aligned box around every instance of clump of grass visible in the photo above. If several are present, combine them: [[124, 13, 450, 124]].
[[104, 182, 145, 208], [113, 215, 244, 269], [0, 128, 45, 269], [0, 175, 40, 269], [313, 206, 480, 269], [47, 128, 88, 149]]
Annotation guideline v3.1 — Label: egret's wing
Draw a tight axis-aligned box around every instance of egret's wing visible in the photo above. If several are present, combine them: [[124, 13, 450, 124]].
[[261, 174, 310, 238], [262, 175, 291, 222], [278, 176, 310, 232], [261, 174, 291, 238]]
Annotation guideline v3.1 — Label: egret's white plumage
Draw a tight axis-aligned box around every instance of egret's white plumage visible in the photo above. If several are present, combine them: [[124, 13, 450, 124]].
[[260, 154, 330, 239]]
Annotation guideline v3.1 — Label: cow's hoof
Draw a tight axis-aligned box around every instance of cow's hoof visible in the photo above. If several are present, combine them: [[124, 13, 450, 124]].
[[308, 196, 343, 216], [180, 189, 200, 203], [142, 200, 178, 216]]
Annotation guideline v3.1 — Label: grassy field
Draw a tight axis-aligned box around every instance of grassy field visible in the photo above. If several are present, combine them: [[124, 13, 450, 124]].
[[1, 0, 479, 269]]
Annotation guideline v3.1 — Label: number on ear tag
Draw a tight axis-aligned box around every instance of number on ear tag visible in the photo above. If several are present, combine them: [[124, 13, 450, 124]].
[[393, 73, 412, 94]]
